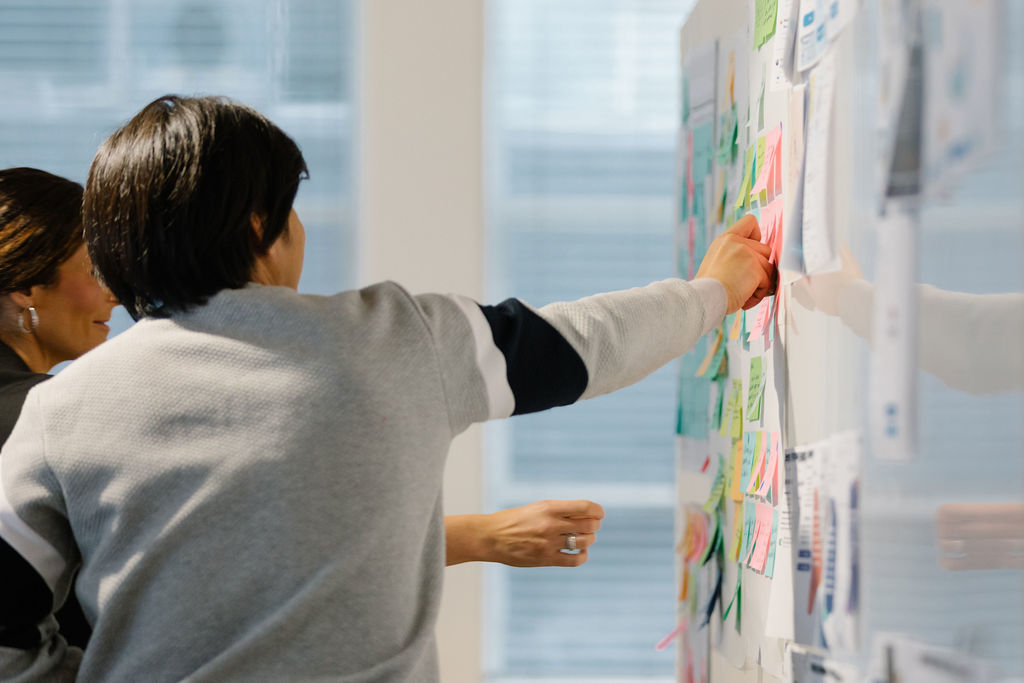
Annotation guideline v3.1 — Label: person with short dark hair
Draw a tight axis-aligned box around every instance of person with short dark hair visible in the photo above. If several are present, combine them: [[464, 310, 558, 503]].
[[0, 95, 774, 681], [0, 167, 117, 659]]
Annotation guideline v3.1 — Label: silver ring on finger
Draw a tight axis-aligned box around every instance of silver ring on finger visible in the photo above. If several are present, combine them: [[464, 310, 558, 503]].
[[565, 533, 578, 551]]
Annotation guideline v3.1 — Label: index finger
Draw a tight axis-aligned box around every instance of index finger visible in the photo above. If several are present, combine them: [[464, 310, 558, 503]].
[[726, 213, 761, 243], [551, 500, 605, 519]]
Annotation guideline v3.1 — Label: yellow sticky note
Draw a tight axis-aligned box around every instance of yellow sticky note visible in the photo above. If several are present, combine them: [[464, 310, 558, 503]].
[[730, 399, 744, 441], [734, 146, 754, 211], [729, 310, 743, 340], [696, 329, 723, 377], [728, 437, 744, 502], [747, 431, 764, 492], [728, 500, 744, 562], [752, 135, 768, 204]]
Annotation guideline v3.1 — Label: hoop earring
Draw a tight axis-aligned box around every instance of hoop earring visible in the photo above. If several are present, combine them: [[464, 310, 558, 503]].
[[17, 306, 38, 335]]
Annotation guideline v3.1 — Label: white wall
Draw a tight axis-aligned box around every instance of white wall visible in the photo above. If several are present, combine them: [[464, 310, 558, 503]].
[[358, 2, 485, 682]]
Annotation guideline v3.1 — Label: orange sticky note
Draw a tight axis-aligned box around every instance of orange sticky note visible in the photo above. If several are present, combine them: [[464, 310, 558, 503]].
[[728, 438, 744, 502]]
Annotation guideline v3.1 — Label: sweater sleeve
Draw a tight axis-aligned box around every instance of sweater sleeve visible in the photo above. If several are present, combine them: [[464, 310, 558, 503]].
[[0, 390, 81, 682], [408, 278, 726, 434]]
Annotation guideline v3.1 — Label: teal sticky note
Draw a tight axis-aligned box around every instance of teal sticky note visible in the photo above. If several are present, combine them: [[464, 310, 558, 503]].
[[676, 343, 711, 438], [765, 509, 779, 577], [739, 499, 757, 562], [711, 378, 726, 431], [710, 339, 728, 381]]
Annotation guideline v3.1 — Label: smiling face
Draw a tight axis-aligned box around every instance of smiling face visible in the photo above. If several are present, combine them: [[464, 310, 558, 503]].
[[28, 244, 118, 365]]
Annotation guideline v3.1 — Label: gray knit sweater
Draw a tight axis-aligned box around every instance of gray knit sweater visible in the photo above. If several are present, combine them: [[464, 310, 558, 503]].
[[0, 278, 723, 682]]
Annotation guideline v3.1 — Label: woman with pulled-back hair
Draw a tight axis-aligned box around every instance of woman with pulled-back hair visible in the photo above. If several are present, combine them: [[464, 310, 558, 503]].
[[0, 167, 117, 656], [0, 95, 773, 681]]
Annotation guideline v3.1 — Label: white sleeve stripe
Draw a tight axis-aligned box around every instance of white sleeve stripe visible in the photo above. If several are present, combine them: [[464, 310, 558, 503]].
[[450, 295, 516, 419], [0, 477, 65, 593]]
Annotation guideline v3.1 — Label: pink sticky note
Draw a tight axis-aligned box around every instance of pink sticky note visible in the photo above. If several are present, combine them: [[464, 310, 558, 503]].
[[744, 513, 761, 566], [766, 124, 783, 196], [764, 210, 777, 249], [753, 124, 783, 198], [755, 435, 777, 498], [746, 299, 771, 342], [758, 199, 778, 246], [772, 140, 783, 196], [751, 503, 774, 571], [655, 620, 688, 651], [765, 123, 782, 155], [768, 198, 784, 264]]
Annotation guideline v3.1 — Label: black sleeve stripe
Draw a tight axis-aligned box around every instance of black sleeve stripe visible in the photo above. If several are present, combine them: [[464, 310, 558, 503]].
[[0, 536, 51, 649], [478, 299, 589, 416]]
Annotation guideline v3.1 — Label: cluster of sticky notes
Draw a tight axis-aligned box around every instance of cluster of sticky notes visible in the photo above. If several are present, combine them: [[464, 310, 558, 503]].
[[739, 430, 780, 501], [743, 501, 779, 575], [745, 200, 783, 345], [731, 431, 781, 577]]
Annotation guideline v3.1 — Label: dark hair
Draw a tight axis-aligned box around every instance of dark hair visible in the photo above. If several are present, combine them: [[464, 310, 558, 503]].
[[0, 168, 85, 295], [83, 95, 308, 319]]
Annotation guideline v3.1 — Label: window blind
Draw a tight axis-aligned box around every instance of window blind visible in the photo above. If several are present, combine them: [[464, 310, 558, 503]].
[[0, 0, 356, 314], [484, 1, 697, 679]]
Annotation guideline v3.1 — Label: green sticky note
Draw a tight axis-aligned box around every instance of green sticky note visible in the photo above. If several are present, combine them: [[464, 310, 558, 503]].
[[753, 136, 767, 200], [711, 381, 725, 431], [734, 145, 754, 211], [747, 356, 765, 420], [699, 515, 720, 566], [736, 575, 742, 631], [703, 458, 726, 514], [730, 380, 744, 440], [740, 432, 755, 495], [754, 0, 779, 49]]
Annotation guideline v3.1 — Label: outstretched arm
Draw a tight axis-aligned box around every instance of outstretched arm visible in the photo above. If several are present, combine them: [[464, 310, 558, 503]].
[[445, 500, 604, 567], [413, 215, 776, 432]]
